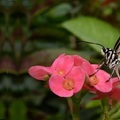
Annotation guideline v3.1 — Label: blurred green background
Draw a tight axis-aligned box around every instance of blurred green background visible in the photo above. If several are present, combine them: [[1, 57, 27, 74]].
[[0, 0, 120, 120]]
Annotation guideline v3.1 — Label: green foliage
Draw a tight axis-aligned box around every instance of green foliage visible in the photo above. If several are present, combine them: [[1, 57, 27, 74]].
[[9, 99, 27, 120], [0, 101, 5, 119], [46, 3, 72, 18], [62, 16, 120, 51]]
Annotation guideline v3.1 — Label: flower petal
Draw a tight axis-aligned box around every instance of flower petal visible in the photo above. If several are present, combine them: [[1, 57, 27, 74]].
[[49, 75, 73, 97], [73, 55, 94, 75], [94, 70, 112, 92], [72, 55, 85, 66], [82, 61, 94, 75], [52, 55, 74, 76], [28, 66, 54, 80], [51, 54, 65, 68], [109, 79, 120, 101], [66, 66, 85, 93], [92, 64, 99, 69]]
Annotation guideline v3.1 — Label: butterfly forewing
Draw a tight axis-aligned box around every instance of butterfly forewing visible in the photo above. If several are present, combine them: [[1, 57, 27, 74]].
[[114, 37, 120, 53]]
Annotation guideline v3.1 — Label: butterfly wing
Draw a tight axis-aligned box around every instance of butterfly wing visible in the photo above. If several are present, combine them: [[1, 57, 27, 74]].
[[114, 37, 120, 52], [114, 37, 120, 58]]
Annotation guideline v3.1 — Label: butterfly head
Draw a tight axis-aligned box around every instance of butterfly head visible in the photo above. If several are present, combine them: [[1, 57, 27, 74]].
[[101, 47, 107, 56]]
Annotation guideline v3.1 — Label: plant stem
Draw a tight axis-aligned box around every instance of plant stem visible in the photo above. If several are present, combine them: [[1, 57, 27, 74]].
[[67, 98, 80, 120], [101, 99, 111, 120]]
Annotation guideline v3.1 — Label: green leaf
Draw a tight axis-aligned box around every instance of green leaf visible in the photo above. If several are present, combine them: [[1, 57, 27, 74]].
[[9, 99, 27, 120], [47, 3, 72, 18], [62, 16, 120, 51], [0, 101, 5, 119]]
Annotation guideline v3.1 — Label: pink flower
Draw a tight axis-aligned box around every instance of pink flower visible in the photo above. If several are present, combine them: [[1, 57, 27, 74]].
[[49, 66, 85, 97], [28, 66, 53, 80], [93, 78, 120, 103], [84, 64, 113, 93], [29, 54, 112, 92], [72, 55, 94, 75], [28, 54, 89, 97], [109, 80, 120, 102], [28, 54, 74, 80], [28, 54, 92, 80]]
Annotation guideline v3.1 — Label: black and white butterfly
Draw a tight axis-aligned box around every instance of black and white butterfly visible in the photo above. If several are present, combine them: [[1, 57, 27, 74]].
[[80, 36, 120, 81]]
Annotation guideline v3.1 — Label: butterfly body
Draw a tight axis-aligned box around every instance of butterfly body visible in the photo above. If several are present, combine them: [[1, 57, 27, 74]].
[[101, 48, 118, 69], [100, 37, 120, 80]]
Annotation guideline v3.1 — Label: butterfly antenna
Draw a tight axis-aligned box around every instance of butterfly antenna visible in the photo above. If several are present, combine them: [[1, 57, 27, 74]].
[[79, 41, 105, 48]]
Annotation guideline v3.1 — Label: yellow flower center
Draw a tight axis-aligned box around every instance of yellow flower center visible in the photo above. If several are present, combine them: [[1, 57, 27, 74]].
[[58, 70, 65, 76], [89, 75, 99, 86], [62, 79, 74, 91]]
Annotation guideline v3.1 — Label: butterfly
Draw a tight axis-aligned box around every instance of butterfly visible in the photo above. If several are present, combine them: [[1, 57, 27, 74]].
[[80, 36, 120, 81]]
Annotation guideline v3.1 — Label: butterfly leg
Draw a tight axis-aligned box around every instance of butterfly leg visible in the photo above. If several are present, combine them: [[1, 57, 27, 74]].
[[106, 67, 116, 82], [90, 62, 104, 76], [98, 61, 105, 69]]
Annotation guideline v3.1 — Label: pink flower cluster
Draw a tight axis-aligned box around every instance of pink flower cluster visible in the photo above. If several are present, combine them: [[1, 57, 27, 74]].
[[28, 54, 119, 100]]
